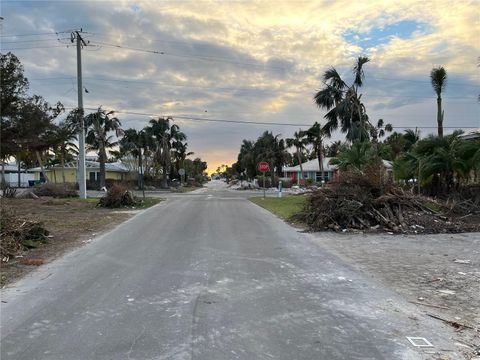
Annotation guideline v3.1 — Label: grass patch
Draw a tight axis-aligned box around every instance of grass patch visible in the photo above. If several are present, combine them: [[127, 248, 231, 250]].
[[250, 195, 307, 220], [133, 197, 162, 209]]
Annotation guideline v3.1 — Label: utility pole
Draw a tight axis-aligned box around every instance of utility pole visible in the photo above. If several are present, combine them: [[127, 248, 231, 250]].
[[71, 30, 88, 199]]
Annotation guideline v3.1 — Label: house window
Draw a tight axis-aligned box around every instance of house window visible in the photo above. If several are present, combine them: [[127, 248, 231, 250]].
[[89, 172, 96, 181], [315, 171, 331, 182]]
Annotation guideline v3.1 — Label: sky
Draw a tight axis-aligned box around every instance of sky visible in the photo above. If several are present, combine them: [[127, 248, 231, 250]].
[[1, 0, 479, 174]]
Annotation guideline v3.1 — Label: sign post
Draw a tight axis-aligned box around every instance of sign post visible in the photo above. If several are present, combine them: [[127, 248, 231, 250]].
[[258, 161, 269, 199]]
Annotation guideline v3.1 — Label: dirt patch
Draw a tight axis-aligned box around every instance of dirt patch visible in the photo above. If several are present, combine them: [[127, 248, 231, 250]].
[[311, 232, 480, 359], [0, 197, 134, 286]]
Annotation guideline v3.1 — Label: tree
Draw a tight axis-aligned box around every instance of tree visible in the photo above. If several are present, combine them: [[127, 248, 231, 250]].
[[330, 141, 377, 171], [51, 121, 78, 183], [84, 107, 123, 189], [314, 57, 370, 142], [119, 128, 152, 189], [12, 96, 64, 183], [286, 130, 308, 185], [305, 122, 329, 172], [236, 140, 256, 180], [430, 66, 447, 137], [369, 119, 393, 145], [416, 131, 469, 192], [0, 52, 29, 119], [147, 117, 186, 189], [324, 140, 342, 157], [172, 140, 193, 182], [1, 52, 30, 182]]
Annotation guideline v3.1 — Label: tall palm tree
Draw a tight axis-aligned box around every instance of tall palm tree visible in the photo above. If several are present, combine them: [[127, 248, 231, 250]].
[[84, 107, 123, 189], [305, 122, 329, 173], [286, 130, 308, 185], [430, 66, 447, 137], [147, 117, 186, 189], [314, 57, 370, 142]]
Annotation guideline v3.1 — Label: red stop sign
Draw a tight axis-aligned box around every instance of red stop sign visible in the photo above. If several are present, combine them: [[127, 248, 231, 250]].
[[258, 161, 269, 172]]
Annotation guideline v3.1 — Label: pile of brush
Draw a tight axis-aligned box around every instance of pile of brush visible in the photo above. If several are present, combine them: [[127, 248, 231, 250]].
[[0, 208, 49, 263], [97, 184, 138, 208], [299, 164, 464, 233]]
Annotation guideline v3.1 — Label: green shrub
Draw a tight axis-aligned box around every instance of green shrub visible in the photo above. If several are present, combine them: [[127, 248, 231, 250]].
[[33, 183, 78, 198]]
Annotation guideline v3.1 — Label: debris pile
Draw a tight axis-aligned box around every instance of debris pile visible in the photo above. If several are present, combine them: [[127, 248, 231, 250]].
[[0, 208, 50, 263], [98, 184, 138, 208], [33, 183, 78, 198], [299, 166, 479, 233]]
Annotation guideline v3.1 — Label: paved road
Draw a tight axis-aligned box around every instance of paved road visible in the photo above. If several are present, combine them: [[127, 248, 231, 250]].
[[1, 181, 458, 359]]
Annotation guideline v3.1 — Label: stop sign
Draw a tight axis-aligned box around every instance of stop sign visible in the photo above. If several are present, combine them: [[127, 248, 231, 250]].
[[258, 161, 269, 172]]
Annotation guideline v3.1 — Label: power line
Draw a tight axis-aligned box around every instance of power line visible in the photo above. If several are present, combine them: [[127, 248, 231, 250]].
[[88, 40, 292, 71], [1, 37, 70, 44], [28, 76, 478, 100], [0, 31, 69, 38], [1, 45, 71, 51], [70, 107, 478, 129]]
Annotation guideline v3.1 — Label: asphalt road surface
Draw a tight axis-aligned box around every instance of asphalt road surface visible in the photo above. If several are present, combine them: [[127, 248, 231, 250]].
[[1, 181, 459, 359]]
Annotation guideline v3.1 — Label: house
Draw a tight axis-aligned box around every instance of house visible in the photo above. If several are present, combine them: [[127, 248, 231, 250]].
[[460, 129, 480, 141], [29, 160, 136, 184], [1, 162, 35, 187], [282, 157, 393, 185], [282, 157, 337, 185]]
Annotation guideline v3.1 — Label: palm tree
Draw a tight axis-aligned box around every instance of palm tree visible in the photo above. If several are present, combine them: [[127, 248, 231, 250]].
[[403, 128, 420, 152], [314, 57, 370, 142], [330, 141, 377, 171], [237, 140, 256, 180], [172, 140, 193, 183], [430, 66, 447, 137], [147, 117, 186, 189], [416, 131, 469, 192], [84, 107, 123, 189], [325, 140, 342, 157], [286, 130, 308, 185], [369, 119, 393, 144], [120, 128, 152, 189], [305, 122, 329, 173], [51, 121, 78, 183]]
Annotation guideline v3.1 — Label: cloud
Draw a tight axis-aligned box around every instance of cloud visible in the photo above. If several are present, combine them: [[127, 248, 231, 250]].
[[2, 0, 478, 173]]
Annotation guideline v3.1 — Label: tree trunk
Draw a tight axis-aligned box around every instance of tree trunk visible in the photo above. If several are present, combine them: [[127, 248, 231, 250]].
[[35, 150, 50, 183], [17, 156, 21, 187], [162, 164, 168, 189], [60, 150, 66, 184], [297, 148, 304, 186], [317, 140, 323, 175], [138, 150, 143, 190], [437, 96, 443, 138], [99, 145, 106, 189], [1, 162, 5, 186]]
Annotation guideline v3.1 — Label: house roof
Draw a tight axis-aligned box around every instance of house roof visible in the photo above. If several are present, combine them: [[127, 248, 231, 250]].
[[1, 162, 34, 172], [28, 161, 131, 173], [282, 158, 337, 172], [282, 157, 393, 172], [460, 130, 480, 141]]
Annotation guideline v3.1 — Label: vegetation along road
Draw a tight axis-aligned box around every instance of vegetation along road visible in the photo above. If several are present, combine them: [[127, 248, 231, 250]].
[[0, 181, 463, 360]]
